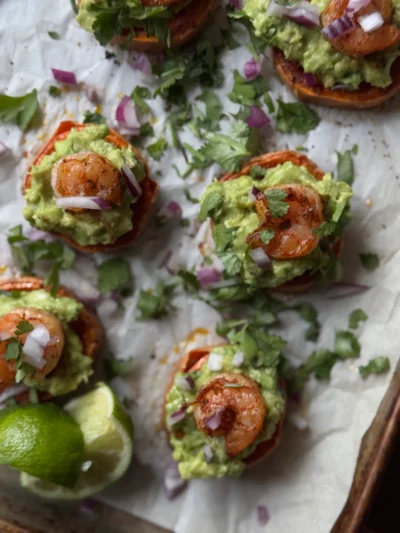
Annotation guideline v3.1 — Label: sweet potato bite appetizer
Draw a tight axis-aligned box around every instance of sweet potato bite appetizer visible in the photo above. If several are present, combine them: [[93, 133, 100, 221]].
[[23, 121, 158, 253], [164, 344, 285, 478], [244, 0, 400, 108], [0, 277, 103, 403], [76, 0, 220, 52], [198, 151, 353, 299]]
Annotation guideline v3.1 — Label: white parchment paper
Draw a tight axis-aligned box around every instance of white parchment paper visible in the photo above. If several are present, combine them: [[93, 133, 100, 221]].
[[1, 1, 400, 532]]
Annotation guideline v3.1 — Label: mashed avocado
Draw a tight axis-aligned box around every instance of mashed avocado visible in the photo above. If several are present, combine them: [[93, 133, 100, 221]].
[[244, 0, 400, 89], [0, 290, 93, 396], [24, 125, 146, 247], [166, 344, 285, 479], [200, 161, 353, 293]]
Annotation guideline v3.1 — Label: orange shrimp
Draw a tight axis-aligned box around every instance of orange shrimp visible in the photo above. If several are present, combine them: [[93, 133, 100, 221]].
[[322, 0, 400, 57], [0, 308, 65, 389], [193, 373, 266, 457], [247, 184, 324, 260], [51, 151, 122, 207]]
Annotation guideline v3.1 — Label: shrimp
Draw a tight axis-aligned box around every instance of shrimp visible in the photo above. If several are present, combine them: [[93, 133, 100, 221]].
[[322, 0, 400, 57], [247, 183, 324, 260], [0, 308, 65, 389], [51, 151, 122, 207], [193, 373, 266, 457]]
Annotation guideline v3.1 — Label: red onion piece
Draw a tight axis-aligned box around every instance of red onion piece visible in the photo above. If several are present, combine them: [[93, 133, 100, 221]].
[[228, 0, 242, 8], [56, 196, 113, 210], [121, 164, 142, 200], [0, 141, 10, 156], [303, 72, 319, 87], [205, 410, 222, 431], [164, 462, 187, 500], [268, 0, 320, 27], [175, 375, 195, 391], [196, 267, 222, 288], [249, 248, 272, 269], [207, 352, 223, 371], [247, 106, 270, 129], [81, 498, 99, 513], [325, 282, 370, 299], [202, 444, 214, 463], [51, 68, 77, 85], [169, 407, 186, 425], [206, 277, 242, 290], [257, 504, 270, 526], [244, 57, 262, 81], [346, 0, 370, 14], [85, 85, 99, 103], [358, 11, 384, 32], [131, 53, 152, 75], [0, 383, 29, 404], [159, 201, 182, 220], [322, 14, 355, 39], [232, 351, 244, 367], [116, 96, 140, 131]]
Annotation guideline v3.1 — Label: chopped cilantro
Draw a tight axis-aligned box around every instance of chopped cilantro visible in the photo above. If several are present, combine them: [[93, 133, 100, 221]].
[[348, 309, 368, 329], [259, 229, 274, 245], [177, 269, 200, 292], [48, 31, 60, 40], [228, 69, 268, 106], [359, 253, 379, 270], [264, 92, 275, 113], [213, 224, 235, 252], [219, 250, 242, 276], [4, 339, 20, 361], [359, 356, 390, 379], [336, 150, 354, 185], [334, 330, 361, 359], [276, 100, 319, 134], [83, 110, 106, 124], [0, 89, 40, 131], [15, 320, 34, 335], [199, 192, 224, 223], [250, 165, 266, 179], [184, 188, 200, 204], [137, 280, 177, 319], [352, 144, 358, 155], [104, 358, 133, 380], [49, 86, 61, 97], [98, 257, 132, 295], [180, 218, 190, 227], [105, 50, 116, 59], [196, 89, 222, 131], [131, 86, 152, 113], [147, 137, 168, 161], [265, 189, 289, 218], [293, 303, 320, 342]]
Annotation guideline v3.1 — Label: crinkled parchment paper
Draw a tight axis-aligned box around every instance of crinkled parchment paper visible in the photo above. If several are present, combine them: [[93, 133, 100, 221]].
[[1, 1, 400, 532]]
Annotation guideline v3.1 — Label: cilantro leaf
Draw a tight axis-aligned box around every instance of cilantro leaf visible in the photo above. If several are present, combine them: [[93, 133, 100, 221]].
[[184, 188, 199, 204], [4, 339, 20, 361], [177, 269, 200, 292], [219, 250, 242, 276], [213, 224, 235, 252], [48, 31, 60, 40], [293, 303, 320, 342], [137, 280, 176, 319], [98, 257, 132, 295], [199, 192, 224, 222], [348, 309, 368, 329], [49, 86, 61, 97], [197, 89, 222, 131], [334, 330, 361, 359], [336, 149, 354, 185], [359, 253, 379, 270], [131, 86, 152, 113], [200, 120, 250, 172], [104, 358, 133, 380], [305, 349, 338, 379], [276, 100, 319, 134], [250, 165, 266, 179], [0, 90, 40, 131], [15, 320, 34, 335], [265, 189, 289, 218], [228, 70, 267, 106], [147, 137, 168, 161], [259, 229, 274, 245], [7, 225, 27, 244], [312, 220, 336, 238], [359, 356, 390, 379], [83, 111, 106, 124]]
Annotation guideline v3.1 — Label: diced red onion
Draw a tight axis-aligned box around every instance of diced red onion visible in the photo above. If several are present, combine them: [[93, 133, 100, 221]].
[[81, 498, 98, 513], [325, 282, 370, 299], [51, 68, 77, 86], [23, 325, 50, 370], [116, 96, 140, 131], [247, 106, 270, 129], [289, 390, 303, 405], [257, 504, 270, 526], [346, 0, 370, 14], [164, 462, 187, 500], [175, 375, 195, 391], [232, 351, 244, 367], [205, 410, 222, 430], [322, 14, 355, 39], [56, 196, 112, 210], [288, 412, 309, 431], [27, 227, 53, 243], [85, 85, 99, 103], [244, 57, 263, 81], [169, 407, 186, 426], [248, 186, 260, 203], [249, 248, 272, 269], [196, 267, 222, 288], [304, 72, 319, 87], [121, 164, 142, 200], [207, 352, 223, 371], [0, 331, 11, 341], [268, 0, 320, 27], [0, 141, 10, 156], [0, 383, 29, 404], [358, 11, 384, 32], [202, 444, 214, 463], [206, 277, 242, 290], [131, 53, 152, 75], [159, 201, 182, 220], [228, 0, 242, 8]]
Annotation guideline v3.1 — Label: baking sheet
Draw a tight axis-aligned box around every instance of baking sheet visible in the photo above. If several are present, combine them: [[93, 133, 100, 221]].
[[1, 1, 400, 532]]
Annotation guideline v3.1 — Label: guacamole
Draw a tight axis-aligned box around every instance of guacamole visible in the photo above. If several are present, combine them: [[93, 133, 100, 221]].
[[199, 161, 353, 295], [24, 125, 146, 247], [166, 344, 285, 479], [244, 0, 400, 89], [0, 290, 93, 396]]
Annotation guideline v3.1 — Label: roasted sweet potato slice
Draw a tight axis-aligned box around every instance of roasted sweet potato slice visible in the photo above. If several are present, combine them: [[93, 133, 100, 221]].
[[273, 48, 400, 109], [24, 121, 159, 253], [0, 276, 104, 402]]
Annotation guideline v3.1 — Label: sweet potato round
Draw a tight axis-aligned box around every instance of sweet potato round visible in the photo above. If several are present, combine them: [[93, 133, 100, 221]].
[[273, 48, 400, 109], [24, 121, 159, 254]]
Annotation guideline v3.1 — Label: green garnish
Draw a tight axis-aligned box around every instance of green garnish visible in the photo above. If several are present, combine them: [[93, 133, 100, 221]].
[[49, 86, 61, 97], [276, 100, 319, 134], [98, 258, 132, 295], [0, 90, 40, 131], [336, 149, 354, 185], [359, 356, 390, 379], [265, 189, 289, 218], [83, 111, 106, 124], [147, 137, 168, 161], [359, 253, 379, 270], [348, 309, 368, 329], [48, 31, 60, 40], [137, 280, 177, 319]]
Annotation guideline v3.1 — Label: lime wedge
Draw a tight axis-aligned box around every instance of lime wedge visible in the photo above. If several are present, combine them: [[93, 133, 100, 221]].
[[21, 383, 134, 499], [0, 404, 84, 488]]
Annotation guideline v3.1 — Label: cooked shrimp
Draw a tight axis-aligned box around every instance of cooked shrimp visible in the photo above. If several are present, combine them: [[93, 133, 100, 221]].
[[51, 151, 122, 206], [322, 0, 400, 57], [247, 184, 324, 260], [193, 373, 266, 457], [0, 308, 65, 389]]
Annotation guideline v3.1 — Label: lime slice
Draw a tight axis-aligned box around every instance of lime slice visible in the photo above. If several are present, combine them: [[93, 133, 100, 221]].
[[0, 404, 84, 488], [20, 383, 134, 500]]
